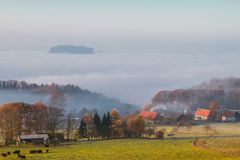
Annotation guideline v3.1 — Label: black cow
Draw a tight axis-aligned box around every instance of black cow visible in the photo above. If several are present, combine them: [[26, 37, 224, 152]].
[[18, 154, 26, 159], [37, 150, 43, 153], [1, 153, 7, 157], [30, 150, 37, 154], [13, 150, 20, 154]]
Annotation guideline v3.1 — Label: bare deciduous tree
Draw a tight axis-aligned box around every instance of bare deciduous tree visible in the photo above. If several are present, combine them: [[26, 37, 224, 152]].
[[66, 110, 79, 140]]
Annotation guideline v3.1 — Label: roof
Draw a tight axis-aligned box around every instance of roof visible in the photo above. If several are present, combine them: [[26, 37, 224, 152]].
[[222, 111, 235, 117], [19, 134, 49, 140], [195, 108, 212, 117], [160, 111, 183, 120], [139, 111, 158, 120]]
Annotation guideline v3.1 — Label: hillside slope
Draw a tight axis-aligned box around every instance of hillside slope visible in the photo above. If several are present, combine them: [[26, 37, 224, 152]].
[[151, 78, 240, 112], [0, 80, 137, 115]]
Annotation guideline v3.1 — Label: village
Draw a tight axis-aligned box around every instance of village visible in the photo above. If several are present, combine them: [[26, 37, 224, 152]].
[[0, 99, 240, 160], [0, 100, 238, 146]]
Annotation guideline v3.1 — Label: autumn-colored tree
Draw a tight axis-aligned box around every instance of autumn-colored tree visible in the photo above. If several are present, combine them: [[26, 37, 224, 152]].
[[121, 121, 131, 138], [133, 115, 145, 137], [209, 100, 221, 111], [143, 103, 152, 111], [82, 113, 94, 140], [0, 103, 22, 142], [32, 101, 47, 133], [126, 115, 145, 138], [110, 108, 122, 138], [0, 102, 36, 142], [21, 104, 35, 134]]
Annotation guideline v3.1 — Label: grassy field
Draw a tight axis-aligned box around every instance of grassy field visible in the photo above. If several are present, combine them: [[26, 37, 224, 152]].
[[1, 139, 240, 160], [157, 122, 240, 137], [195, 138, 240, 156]]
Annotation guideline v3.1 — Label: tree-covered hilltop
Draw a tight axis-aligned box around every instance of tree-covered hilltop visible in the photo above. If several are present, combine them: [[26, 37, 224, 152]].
[[151, 77, 240, 112], [0, 80, 137, 115]]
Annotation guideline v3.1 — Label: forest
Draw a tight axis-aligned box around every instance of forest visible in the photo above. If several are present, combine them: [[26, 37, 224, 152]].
[[151, 78, 240, 111], [0, 80, 137, 115]]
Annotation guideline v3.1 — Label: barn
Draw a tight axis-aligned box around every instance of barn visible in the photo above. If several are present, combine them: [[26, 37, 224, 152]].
[[222, 111, 236, 122], [18, 134, 49, 144], [139, 111, 159, 129]]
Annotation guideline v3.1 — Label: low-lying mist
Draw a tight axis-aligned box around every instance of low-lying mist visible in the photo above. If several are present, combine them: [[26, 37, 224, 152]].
[[1, 51, 240, 105]]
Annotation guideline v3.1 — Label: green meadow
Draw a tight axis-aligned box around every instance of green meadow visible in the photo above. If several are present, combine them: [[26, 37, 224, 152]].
[[1, 138, 240, 160], [157, 122, 240, 137]]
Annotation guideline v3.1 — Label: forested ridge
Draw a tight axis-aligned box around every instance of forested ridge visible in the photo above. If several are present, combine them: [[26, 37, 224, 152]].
[[152, 78, 240, 111], [0, 80, 137, 114]]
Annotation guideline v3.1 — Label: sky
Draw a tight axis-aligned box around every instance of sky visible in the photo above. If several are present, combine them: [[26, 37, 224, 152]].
[[0, 0, 240, 51], [0, 0, 240, 105]]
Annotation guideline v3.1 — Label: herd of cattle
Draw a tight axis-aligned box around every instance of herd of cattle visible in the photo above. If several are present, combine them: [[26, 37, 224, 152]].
[[1, 149, 49, 159]]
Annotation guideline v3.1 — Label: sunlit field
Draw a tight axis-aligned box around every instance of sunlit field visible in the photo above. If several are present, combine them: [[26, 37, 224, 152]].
[[157, 122, 240, 137], [1, 139, 240, 160], [195, 138, 240, 156]]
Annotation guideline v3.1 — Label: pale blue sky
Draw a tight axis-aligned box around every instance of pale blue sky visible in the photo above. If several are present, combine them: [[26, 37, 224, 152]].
[[0, 0, 240, 50]]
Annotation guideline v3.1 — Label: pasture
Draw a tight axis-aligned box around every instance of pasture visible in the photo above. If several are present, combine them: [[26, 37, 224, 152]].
[[195, 138, 240, 156], [1, 138, 240, 160], [157, 122, 240, 137]]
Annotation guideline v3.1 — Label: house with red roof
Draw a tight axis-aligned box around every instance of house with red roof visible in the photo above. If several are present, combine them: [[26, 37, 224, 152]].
[[139, 111, 159, 131], [194, 108, 213, 121], [139, 111, 158, 121], [195, 108, 238, 122]]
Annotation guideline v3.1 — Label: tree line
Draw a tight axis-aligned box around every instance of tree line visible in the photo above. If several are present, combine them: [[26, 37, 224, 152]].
[[0, 80, 137, 115], [0, 101, 66, 143], [78, 108, 146, 140], [0, 90, 148, 144]]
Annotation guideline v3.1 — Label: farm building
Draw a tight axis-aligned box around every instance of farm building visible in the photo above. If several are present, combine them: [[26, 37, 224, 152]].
[[221, 111, 236, 122], [139, 111, 159, 129], [159, 111, 191, 125], [18, 134, 49, 144], [140, 111, 159, 121], [194, 108, 213, 121], [195, 108, 239, 122]]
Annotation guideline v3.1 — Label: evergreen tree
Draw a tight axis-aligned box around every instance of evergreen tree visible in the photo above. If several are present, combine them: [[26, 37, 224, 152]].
[[79, 118, 87, 138], [93, 112, 102, 138], [106, 112, 112, 138], [102, 114, 108, 139]]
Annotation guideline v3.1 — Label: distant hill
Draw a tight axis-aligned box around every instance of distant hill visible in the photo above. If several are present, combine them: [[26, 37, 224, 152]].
[[151, 77, 240, 112], [49, 45, 94, 54], [0, 80, 137, 115]]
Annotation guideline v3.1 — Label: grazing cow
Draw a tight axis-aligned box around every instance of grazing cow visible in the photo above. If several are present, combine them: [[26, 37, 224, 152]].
[[1, 153, 7, 157], [30, 150, 37, 154], [13, 150, 20, 154], [46, 149, 49, 153], [37, 150, 43, 153], [18, 154, 26, 159], [7, 152, 11, 155]]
